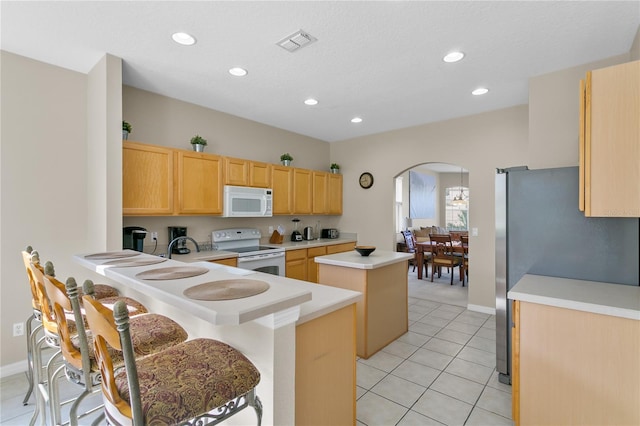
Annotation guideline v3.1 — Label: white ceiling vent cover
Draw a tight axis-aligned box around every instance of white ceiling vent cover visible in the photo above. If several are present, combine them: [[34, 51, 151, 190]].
[[277, 30, 317, 52]]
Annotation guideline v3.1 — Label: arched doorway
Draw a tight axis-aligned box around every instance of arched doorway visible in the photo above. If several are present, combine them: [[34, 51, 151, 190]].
[[394, 162, 469, 307]]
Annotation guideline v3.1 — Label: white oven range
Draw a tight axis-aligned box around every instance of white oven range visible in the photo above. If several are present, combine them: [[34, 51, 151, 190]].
[[212, 228, 285, 276]]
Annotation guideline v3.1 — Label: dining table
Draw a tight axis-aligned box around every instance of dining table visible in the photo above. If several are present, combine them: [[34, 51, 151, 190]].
[[415, 240, 466, 280]]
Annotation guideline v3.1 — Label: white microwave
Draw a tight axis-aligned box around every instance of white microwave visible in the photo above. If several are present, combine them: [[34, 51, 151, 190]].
[[223, 185, 273, 217]]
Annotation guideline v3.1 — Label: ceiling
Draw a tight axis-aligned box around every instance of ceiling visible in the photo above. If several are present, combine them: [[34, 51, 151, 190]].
[[2, 1, 639, 143]]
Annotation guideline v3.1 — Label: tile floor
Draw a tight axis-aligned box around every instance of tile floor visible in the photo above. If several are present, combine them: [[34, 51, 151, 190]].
[[1, 267, 513, 426]]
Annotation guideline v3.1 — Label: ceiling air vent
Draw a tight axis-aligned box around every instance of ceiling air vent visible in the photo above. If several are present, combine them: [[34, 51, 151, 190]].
[[277, 30, 317, 53]]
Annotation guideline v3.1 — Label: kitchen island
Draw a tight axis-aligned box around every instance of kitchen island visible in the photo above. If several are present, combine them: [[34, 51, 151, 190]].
[[74, 250, 361, 426], [508, 274, 640, 425], [315, 249, 414, 358]]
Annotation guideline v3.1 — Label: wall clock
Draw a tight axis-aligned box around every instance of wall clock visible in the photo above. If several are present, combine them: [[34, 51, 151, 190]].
[[359, 172, 374, 189]]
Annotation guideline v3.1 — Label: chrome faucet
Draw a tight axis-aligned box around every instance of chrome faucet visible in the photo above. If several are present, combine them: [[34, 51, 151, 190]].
[[167, 236, 200, 259]]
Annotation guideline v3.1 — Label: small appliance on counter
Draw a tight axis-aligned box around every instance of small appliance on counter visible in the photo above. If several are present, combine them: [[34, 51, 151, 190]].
[[321, 228, 339, 239], [291, 218, 302, 242], [123, 226, 147, 252], [168, 226, 190, 254], [303, 226, 314, 240]]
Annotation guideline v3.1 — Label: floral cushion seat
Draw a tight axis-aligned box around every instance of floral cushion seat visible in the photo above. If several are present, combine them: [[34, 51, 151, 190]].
[[114, 338, 261, 425], [89, 284, 120, 299], [71, 313, 188, 371], [91, 296, 147, 317]]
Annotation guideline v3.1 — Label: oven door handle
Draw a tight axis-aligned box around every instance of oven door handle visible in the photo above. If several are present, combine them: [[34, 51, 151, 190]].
[[237, 251, 285, 263]]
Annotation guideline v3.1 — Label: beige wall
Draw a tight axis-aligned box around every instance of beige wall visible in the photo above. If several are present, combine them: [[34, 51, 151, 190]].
[[631, 25, 640, 61], [331, 106, 529, 310], [1, 51, 92, 369], [528, 53, 629, 170]]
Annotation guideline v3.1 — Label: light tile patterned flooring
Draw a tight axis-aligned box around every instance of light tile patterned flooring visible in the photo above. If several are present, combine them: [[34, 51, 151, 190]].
[[1, 268, 513, 426]]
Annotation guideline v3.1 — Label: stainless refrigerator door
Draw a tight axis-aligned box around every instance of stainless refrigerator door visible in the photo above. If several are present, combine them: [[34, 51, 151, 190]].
[[495, 170, 509, 383]]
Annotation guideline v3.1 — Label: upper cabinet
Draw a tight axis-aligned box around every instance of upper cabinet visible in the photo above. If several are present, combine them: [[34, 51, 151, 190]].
[[579, 60, 640, 217], [123, 142, 174, 215], [175, 151, 223, 215], [224, 157, 272, 188], [123, 142, 343, 216], [272, 165, 293, 214]]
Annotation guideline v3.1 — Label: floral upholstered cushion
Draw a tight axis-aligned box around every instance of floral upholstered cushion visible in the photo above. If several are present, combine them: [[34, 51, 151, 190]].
[[115, 338, 261, 425], [91, 284, 120, 299], [72, 313, 188, 371]]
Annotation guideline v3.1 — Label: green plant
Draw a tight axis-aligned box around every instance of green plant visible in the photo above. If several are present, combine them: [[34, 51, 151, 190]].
[[190, 135, 207, 146], [122, 121, 132, 133], [330, 163, 340, 170], [280, 153, 293, 161]]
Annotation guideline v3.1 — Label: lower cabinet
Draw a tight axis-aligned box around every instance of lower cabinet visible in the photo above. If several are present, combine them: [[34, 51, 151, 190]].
[[296, 304, 356, 425], [513, 300, 640, 425], [286, 242, 355, 282], [207, 257, 237, 267]]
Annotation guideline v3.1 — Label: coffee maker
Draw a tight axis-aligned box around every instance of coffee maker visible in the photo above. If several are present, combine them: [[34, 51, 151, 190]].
[[123, 226, 147, 252], [168, 226, 190, 254]]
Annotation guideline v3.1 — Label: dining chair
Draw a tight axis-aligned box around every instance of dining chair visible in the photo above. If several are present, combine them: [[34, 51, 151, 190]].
[[401, 230, 429, 275], [460, 234, 469, 286], [428, 234, 463, 285], [82, 294, 263, 426]]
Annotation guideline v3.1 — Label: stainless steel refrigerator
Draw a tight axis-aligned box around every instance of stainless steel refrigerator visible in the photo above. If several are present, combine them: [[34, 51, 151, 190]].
[[495, 166, 639, 384]]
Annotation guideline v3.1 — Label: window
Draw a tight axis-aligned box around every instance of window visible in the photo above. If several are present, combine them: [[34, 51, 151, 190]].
[[445, 186, 468, 230], [395, 177, 403, 232]]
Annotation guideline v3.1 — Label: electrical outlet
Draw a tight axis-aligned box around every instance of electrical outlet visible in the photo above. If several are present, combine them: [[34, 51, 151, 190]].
[[151, 231, 158, 240], [13, 322, 24, 337], [268, 226, 274, 234]]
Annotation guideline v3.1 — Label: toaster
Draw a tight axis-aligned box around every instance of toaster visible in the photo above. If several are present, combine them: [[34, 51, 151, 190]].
[[321, 229, 339, 239]]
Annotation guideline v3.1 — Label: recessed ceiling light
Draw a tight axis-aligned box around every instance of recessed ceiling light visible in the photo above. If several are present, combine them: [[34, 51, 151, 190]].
[[472, 88, 489, 96], [443, 51, 464, 63], [304, 98, 318, 106], [229, 67, 248, 77], [172, 32, 196, 46], [351, 117, 363, 123]]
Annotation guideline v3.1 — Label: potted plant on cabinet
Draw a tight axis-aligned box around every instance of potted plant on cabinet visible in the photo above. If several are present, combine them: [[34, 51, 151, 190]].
[[280, 153, 293, 166], [122, 121, 132, 140], [190, 135, 207, 152], [330, 163, 340, 174]]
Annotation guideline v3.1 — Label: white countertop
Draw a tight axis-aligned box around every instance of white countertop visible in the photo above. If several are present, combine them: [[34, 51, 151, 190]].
[[508, 274, 640, 320], [264, 237, 357, 250], [74, 250, 361, 326], [162, 249, 239, 263], [315, 250, 414, 270]]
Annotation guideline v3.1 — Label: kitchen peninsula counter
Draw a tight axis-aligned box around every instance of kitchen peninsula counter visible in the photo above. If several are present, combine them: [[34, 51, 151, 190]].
[[74, 250, 361, 425], [508, 274, 640, 425], [315, 250, 413, 358]]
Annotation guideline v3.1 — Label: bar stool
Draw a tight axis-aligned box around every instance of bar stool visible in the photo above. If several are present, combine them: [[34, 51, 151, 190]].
[[28, 260, 146, 426], [21, 247, 120, 407], [41, 273, 189, 426], [83, 294, 263, 426]]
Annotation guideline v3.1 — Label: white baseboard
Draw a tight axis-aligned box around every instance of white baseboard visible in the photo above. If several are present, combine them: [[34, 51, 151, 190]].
[[0, 360, 27, 379], [467, 303, 496, 316]]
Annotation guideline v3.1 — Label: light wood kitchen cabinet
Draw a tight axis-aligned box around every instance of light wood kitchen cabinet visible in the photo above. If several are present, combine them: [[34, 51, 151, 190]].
[[512, 299, 640, 425], [306, 246, 327, 283], [249, 161, 271, 188], [326, 242, 355, 254], [579, 60, 640, 217], [208, 257, 237, 267], [312, 171, 329, 214], [175, 150, 223, 215], [293, 168, 312, 214], [123, 141, 174, 215], [285, 249, 307, 280], [223, 157, 249, 186], [328, 173, 343, 214], [224, 157, 272, 188], [272, 165, 293, 214], [296, 304, 356, 425]]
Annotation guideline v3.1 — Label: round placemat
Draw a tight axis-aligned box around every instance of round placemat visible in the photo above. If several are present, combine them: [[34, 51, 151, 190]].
[[183, 279, 270, 301], [135, 266, 209, 280], [85, 251, 141, 260], [101, 257, 168, 268]]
